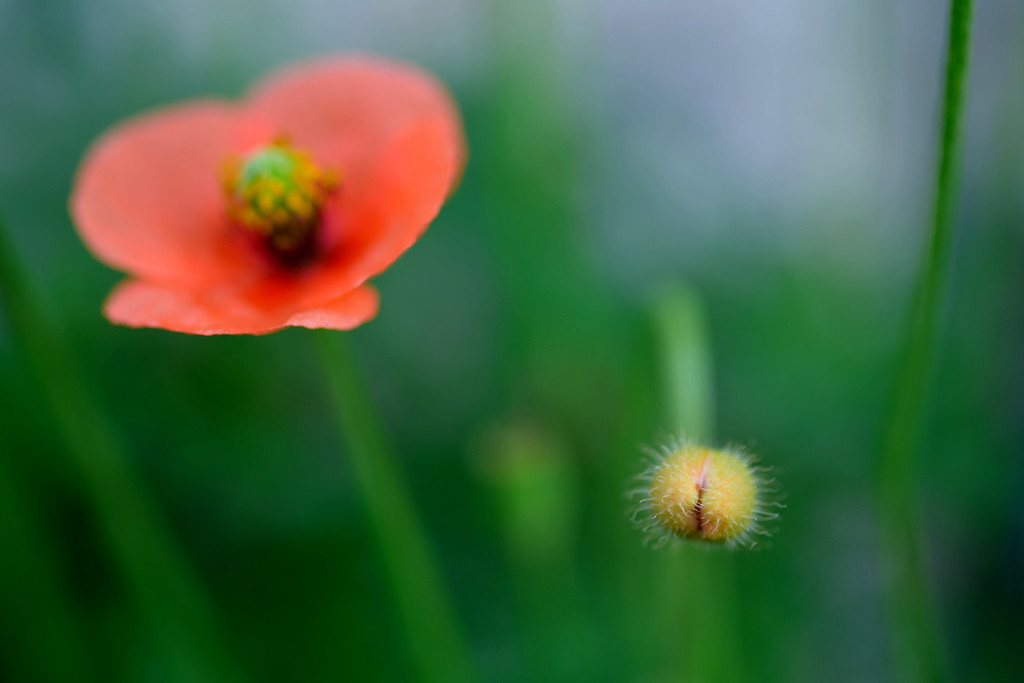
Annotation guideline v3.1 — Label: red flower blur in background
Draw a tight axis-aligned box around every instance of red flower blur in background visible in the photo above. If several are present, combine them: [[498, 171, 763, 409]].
[[70, 56, 465, 335]]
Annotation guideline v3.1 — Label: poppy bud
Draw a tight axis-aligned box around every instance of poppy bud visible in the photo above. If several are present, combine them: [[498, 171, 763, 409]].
[[631, 441, 777, 547]]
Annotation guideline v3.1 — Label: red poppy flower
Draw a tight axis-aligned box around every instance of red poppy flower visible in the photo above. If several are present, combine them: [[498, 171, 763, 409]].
[[70, 55, 465, 335]]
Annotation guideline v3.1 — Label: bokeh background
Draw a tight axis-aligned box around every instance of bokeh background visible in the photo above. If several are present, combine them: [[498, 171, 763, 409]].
[[1, 0, 1022, 681]]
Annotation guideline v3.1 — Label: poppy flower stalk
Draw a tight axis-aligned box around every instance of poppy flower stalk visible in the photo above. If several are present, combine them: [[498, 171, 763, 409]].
[[316, 331, 475, 683], [640, 287, 765, 683], [877, 2, 973, 681]]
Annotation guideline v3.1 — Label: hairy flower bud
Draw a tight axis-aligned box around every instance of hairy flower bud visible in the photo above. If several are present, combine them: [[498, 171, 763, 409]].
[[631, 440, 778, 548]]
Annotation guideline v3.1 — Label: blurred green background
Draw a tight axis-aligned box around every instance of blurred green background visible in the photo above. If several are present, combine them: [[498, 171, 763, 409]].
[[1, 0, 1022, 681]]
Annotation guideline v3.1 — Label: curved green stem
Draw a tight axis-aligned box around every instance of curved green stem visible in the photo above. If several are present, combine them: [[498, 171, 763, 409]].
[[0, 215, 243, 683], [878, 2, 973, 681], [315, 331, 475, 683]]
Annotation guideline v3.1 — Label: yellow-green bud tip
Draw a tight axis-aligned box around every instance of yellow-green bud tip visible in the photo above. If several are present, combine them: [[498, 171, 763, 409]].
[[630, 440, 778, 548]]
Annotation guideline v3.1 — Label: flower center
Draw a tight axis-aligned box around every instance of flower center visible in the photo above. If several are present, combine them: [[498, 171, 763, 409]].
[[222, 138, 337, 264]]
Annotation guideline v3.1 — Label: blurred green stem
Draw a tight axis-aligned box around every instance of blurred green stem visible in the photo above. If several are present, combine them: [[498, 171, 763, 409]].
[[0, 447, 92, 683], [0, 215, 242, 683], [480, 420, 587, 680], [878, 1, 973, 682], [651, 286, 738, 683], [314, 331, 475, 683], [653, 288, 715, 443]]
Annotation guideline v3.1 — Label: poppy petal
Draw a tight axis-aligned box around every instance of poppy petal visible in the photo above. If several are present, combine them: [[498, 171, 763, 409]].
[[71, 101, 275, 287], [248, 56, 463, 181], [285, 286, 379, 330], [104, 280, 378, 335], [248, 57, 465, 306], [296, 116, 464, 307]]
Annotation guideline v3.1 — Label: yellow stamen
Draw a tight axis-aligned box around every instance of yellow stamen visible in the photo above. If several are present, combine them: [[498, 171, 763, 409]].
[[221, 138, 339, 261]]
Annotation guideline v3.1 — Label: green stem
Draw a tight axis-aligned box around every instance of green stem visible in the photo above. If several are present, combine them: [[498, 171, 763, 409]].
[[0, 215, 242, 683], [314, 331, 475, 683], [651, 286, 738, 683], [0, 448, 93, 683], [652, 287, 715, 442], [483, 421, 585, 680], [878, 2, 973, 681]]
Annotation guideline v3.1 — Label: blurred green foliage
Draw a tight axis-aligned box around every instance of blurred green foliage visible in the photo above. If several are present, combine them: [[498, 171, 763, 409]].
[[1, 1, 1022, 682]]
